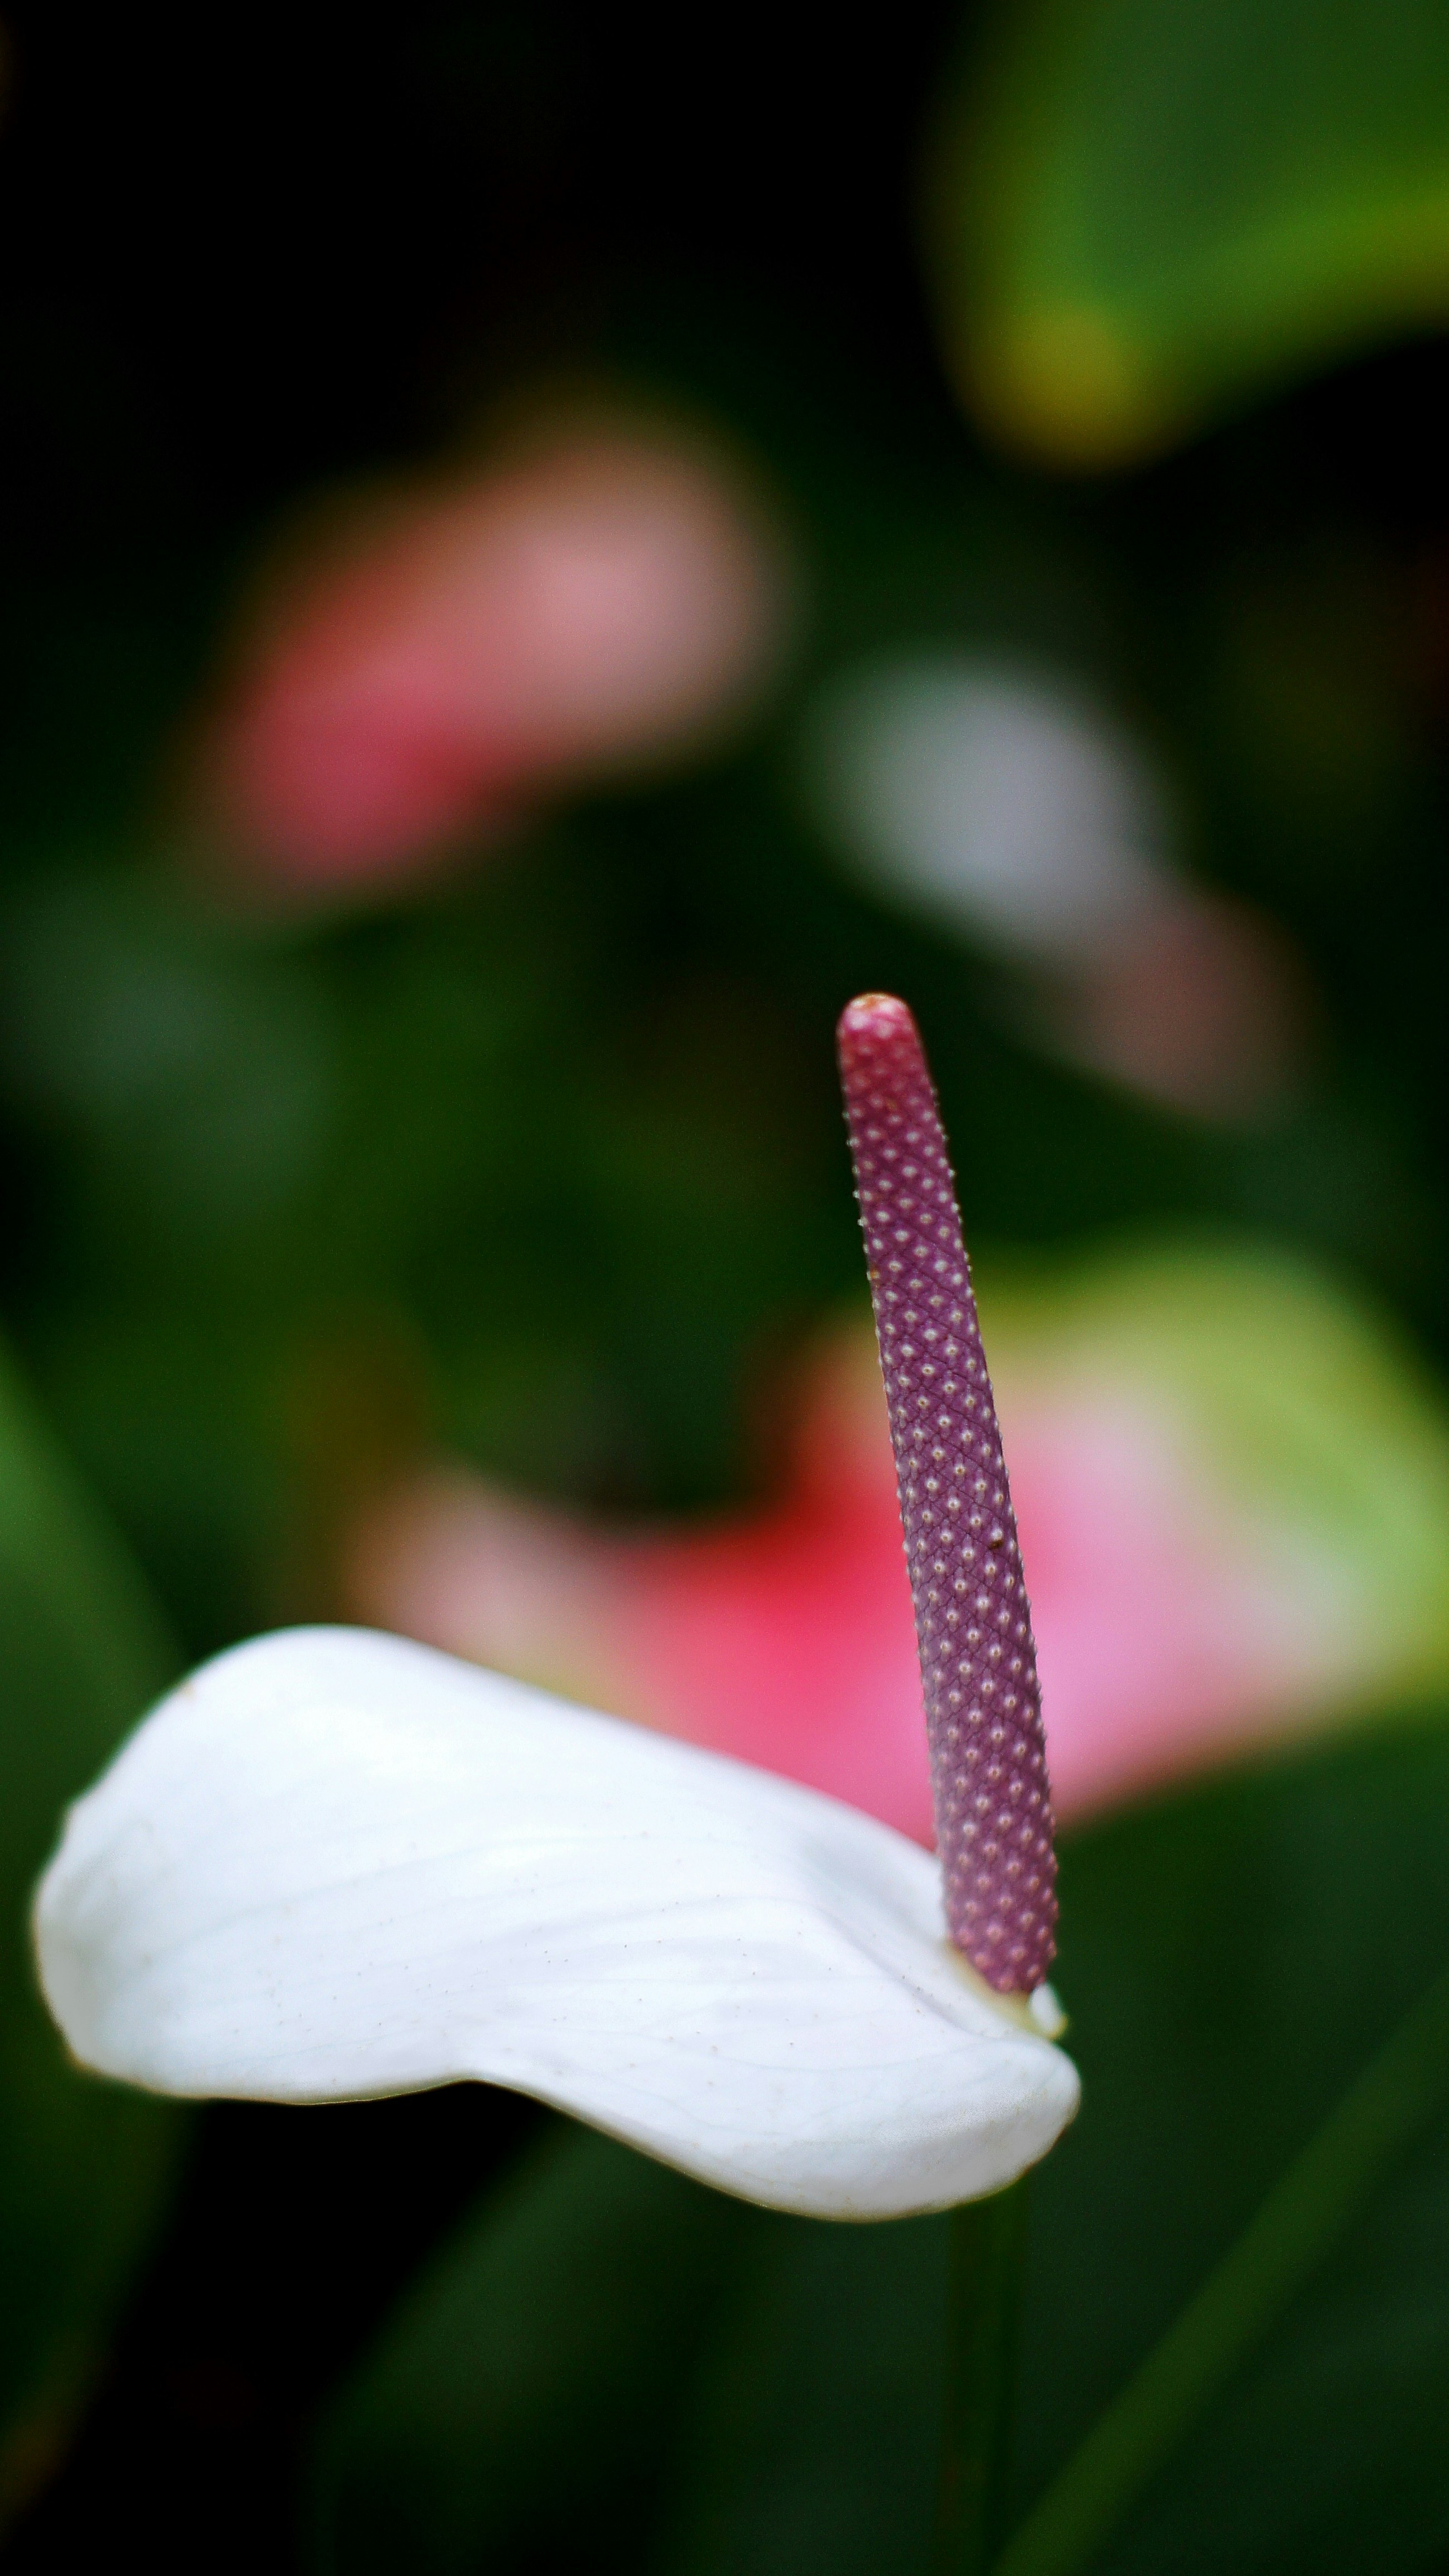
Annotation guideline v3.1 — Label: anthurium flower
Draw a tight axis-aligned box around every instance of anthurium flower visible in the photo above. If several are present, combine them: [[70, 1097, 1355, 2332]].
[[193, 413, 792, 891], [33, 1625, 1074, 2219], [346, 1251, 1449, 1831], [32, 1000, 1077, 2216]]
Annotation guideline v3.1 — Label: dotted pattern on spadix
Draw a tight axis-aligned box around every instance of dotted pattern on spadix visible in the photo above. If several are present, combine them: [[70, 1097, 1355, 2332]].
[[836, 993, 1057, 1995]]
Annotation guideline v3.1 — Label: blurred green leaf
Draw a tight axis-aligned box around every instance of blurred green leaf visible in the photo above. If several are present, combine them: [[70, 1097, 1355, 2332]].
[[928, 0, 1449, 466], [314, 1711, 1449, 2576], [998, 1958, 1449, 2576], [309, 2115, 755, 2576], [1011, 1712, 1449, 2574], [0, 1342, 184, 2529]]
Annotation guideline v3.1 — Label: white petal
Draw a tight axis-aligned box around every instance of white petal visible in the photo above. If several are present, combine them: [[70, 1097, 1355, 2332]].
[[33, 1627, 1078, 2219]]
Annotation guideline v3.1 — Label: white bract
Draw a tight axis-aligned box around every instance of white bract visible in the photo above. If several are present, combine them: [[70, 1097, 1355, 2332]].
[[32, 1626, 1078, 2219]]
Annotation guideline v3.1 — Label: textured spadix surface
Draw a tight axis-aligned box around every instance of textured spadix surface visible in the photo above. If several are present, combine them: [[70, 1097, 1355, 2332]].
[[33, 1627, 1077, 2219], [838, 993, 1058, 1992]]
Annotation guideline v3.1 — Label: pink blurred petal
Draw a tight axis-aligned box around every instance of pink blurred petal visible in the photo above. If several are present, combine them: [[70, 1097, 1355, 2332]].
[[345, 1289, 1446, 1840], [347, 1346, 934, 1843], [1038, 894, 1312, 1121], [618, 1471, 932, 1841], [197, 425, 792, 888], [1008, 1395, 1355, 1814]]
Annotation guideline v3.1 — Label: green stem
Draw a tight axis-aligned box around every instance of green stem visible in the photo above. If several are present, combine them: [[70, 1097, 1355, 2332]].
[[935, 2178, 1029, 2576], [994, 1957, 1449, 2576]]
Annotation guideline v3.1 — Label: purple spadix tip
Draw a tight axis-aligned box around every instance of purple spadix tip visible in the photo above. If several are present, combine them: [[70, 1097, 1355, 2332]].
[[837, 993, 1057, 1996]]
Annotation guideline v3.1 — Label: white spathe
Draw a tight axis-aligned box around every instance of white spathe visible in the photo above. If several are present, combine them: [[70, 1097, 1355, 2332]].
[[32, 1626, 1078, 2220]]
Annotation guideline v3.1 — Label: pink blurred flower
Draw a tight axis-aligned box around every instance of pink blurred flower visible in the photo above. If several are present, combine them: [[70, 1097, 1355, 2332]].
[[1037, 893, 1310, 1120], [195, 419, 792, 890], [343, 1253, 1449, 1834]]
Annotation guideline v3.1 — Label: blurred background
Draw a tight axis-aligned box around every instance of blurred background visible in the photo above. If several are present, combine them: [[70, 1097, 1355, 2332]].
[[5, 2, 1449, 2570]]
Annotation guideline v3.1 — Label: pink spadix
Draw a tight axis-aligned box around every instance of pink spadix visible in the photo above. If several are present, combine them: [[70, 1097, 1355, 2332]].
[[837, 993, 1057, 1995]]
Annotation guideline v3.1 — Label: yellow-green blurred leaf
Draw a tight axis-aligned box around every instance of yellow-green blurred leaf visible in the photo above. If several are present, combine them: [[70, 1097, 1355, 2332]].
[[929, 0, 1449, 466]]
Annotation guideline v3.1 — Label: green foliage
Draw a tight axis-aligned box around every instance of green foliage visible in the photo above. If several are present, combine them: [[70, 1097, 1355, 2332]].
[[309, 2117, 757, 2576], [1012, 1714, 1449, 2573], [0, 1346, 184, 2529], [929, 0, 1449, 463], [311, 1710, 1449, 2575]]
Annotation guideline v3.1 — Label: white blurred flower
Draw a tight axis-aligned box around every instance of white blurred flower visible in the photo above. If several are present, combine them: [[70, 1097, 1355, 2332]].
[[802, 654, 1309, 1118], [33, 1627, 1077, 2221], [805, 658, 1177, 963]]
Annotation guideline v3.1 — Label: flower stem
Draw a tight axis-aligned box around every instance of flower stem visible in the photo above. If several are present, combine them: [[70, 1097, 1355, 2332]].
[[992, 1955, 1449, 2576], [935, 2178, 1029, 2576]]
